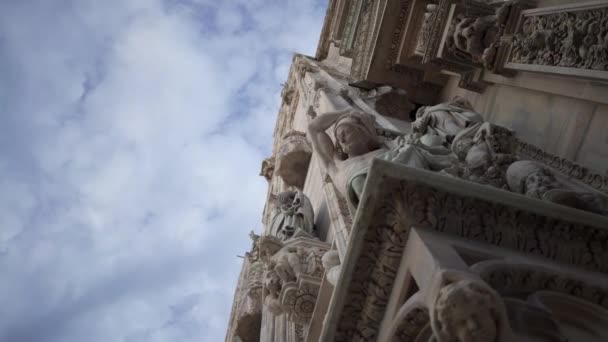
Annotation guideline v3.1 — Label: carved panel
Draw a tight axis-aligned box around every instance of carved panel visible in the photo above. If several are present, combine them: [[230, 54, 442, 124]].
[[505, 2, 608, 80]]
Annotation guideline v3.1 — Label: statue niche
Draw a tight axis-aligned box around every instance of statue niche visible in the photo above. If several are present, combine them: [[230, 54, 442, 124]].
[[268, 190, 315, 240]]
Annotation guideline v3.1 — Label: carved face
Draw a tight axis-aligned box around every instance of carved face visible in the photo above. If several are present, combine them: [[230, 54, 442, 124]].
[[336, 122, 375, 157], [524, 170, 558, 199], [263, 270, 281, 297], [451, 303, 497, 342], [435, 281, 499, 342]]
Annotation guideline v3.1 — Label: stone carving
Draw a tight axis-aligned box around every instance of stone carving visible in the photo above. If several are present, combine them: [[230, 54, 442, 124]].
[[308, 103, 467, 208], [321, 250, 341, 286], [259, 157, 275, 181], [412, 96, 518, 189], [506, 160, 607, 215], [362, 86, 415, 121], [446, 2, 511, 69], [515, 139, 608, 195], [473, 262, 608, 310], [330, 164, 608, 341], [510, 6, 608, 72], [415, 4, 438, 55], [256, 235, 329, 324], [391, 306, 430, 342], [275, 131, 312, 189], [269, 190, 315, 240], [431, 277, 513, 342]]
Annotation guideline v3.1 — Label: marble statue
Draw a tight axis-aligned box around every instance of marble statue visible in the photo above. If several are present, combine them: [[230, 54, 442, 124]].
[[308, 107, 458, 207], [413, 96, 517, 188], [431, 278, 514, 342], [506, 160, 607, 215], [268, 190, 315, 240]]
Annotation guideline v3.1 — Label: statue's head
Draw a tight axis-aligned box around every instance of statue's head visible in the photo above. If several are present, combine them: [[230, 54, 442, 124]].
[[506, 161, 558, 198], [333, 111, 380, 158], [262, 267, 282, 297], [432, 279, 501, 342]]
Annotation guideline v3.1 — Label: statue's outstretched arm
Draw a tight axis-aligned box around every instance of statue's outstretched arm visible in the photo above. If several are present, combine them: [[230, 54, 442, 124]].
[[308, 108, 349, 169]]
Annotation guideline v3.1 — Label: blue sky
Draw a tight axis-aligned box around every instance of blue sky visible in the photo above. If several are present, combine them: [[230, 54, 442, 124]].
[[0, 1, 326, 341]]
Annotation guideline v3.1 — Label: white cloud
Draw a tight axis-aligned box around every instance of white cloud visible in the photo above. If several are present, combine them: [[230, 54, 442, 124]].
[[0, 0, 326, 341]]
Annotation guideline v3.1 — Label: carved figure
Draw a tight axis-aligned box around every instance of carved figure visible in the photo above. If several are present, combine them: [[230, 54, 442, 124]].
[[308, 108, 458, 208], [431, 278, 513, 342], [510, 8, 608, 71], [447, 3, 510, 68], [262, 267, 283, 314], [413, 97, 517, 189], [415, 4, 438, 54], [506, 160, 607, 215], [412, 96, 483, 145], [269, 190, 315, 240]]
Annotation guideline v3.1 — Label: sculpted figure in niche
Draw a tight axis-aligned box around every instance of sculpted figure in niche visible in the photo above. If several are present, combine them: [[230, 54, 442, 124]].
[[308, 107, 455, 207], [447, 3, 510, 68], [268, 190, 315, 240], [431, 278, 513, 342], [506, 160, 608, 215]]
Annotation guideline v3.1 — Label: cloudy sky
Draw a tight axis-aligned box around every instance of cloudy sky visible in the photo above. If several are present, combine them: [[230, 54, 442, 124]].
[[0, 1, 326, 341]]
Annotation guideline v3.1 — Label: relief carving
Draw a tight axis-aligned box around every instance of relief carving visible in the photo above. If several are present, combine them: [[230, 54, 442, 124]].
[[506, 160, 607, 215], [445, 2, 511, 69], [255, 235, 329, 325], [510, 6, 608, 72], [415, 4, 438, 55]]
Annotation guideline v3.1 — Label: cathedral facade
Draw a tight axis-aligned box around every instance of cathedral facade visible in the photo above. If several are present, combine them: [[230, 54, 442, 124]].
[[226, 0, 608, 341]]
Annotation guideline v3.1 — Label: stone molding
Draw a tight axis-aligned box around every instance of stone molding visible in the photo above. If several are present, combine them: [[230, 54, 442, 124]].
[[472, 260, 608, 310], [319, 159, 608, 341]]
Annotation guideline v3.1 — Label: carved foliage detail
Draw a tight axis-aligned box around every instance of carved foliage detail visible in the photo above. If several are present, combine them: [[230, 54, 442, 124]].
[[392, 307, 430, 342]]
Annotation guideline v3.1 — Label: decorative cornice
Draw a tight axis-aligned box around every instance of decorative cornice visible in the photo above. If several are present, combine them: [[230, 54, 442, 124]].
[[320, 159, 608, 341], [473, 261, 608, 310]]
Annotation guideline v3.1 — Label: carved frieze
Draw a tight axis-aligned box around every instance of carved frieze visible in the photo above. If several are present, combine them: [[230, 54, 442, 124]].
[[506, 2, 608, 80]]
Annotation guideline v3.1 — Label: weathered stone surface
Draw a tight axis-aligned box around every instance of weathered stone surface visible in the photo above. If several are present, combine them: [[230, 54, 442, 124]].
[[275, 131, 312, 189]]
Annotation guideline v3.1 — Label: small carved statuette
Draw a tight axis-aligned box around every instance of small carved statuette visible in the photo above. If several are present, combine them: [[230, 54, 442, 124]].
[[269, 190, 315, 240]]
